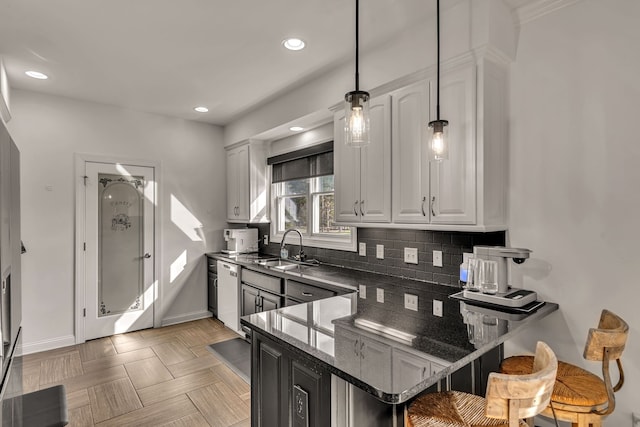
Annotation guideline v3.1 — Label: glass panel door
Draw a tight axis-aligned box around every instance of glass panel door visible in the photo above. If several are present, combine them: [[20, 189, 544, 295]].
[[98, 174, 145, 317]]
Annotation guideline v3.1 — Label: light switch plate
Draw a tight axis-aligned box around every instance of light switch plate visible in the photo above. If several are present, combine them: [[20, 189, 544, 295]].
[[376, 288, 384, 303], [462, 252, 473, 264], [433, 250, 443, 267], [263, 235, 269, 245], [359, 284, 367, 299], [359, 242, 367, 256], [404, 293, 418, 311], [376, 244, 384, 259], [404, 247, 418, 264], [433, 299, 443, 317]]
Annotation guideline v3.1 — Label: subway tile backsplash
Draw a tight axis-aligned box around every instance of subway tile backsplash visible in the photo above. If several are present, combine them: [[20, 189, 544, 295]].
[[252, 224, 505, 288]]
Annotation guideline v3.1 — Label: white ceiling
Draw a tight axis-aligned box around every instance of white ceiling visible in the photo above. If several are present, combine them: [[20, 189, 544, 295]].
[[0, 0, 529, 126]]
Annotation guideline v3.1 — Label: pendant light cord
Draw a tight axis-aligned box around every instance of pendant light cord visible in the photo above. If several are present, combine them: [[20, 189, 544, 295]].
[[436, 0, 441, 120], [355, 0, 360, 91]]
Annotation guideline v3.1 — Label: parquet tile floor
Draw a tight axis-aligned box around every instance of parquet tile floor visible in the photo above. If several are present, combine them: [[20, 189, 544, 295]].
[[22, 317, 251, 427]]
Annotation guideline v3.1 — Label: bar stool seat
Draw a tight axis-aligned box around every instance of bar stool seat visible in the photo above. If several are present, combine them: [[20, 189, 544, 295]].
[[500, 357, 608, 408], [407, 391, 528, 427], [407, 341, 557, 427]]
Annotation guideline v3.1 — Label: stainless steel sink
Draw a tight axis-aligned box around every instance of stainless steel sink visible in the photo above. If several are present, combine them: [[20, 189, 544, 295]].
[[254, 258, 301, 271], [253, 258, 319, 271]]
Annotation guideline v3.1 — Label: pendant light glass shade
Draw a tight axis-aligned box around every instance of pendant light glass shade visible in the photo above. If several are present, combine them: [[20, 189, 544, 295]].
[[428, 119, 449, 161], [429, 0, 449, 162], [344, 0, 370, 148], [344, 90, 370, 147]]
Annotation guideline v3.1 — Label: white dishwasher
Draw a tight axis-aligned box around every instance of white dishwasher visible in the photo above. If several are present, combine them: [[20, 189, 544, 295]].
[[216, 260, 243, 337]]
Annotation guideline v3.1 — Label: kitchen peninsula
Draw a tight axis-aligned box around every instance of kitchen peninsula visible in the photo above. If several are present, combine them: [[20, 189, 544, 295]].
[[234, 259, 558, 427]]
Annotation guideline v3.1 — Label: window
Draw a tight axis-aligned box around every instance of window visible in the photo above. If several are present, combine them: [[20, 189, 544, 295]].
[[269, 142, 355, 251]]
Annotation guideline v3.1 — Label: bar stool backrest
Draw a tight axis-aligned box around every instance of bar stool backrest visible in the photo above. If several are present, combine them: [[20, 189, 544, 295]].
[[583, 309, 629, 416], [485, 341, 558, 427]]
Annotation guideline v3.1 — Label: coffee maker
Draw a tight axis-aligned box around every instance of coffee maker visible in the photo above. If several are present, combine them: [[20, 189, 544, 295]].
[[462, 246, 538, 308]]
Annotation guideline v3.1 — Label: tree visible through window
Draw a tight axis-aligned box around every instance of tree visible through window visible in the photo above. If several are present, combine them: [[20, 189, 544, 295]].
[[275, 176, 350, 238]]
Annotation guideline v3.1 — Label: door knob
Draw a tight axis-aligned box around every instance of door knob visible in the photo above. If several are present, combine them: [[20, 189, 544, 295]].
[[143, 253, 151, 258]]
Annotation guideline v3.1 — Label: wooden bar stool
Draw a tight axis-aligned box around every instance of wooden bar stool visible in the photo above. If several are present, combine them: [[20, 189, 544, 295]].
[[406, 341, 557, 427], [500, 309, 628, 427]]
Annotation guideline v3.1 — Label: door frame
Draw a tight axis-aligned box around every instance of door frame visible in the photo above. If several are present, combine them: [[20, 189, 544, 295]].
[[74, 153, 162, 344]]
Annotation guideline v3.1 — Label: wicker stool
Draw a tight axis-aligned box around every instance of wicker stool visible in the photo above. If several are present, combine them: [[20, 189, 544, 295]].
[[407, 341, 557, 427], [500, 309, 628, 427]]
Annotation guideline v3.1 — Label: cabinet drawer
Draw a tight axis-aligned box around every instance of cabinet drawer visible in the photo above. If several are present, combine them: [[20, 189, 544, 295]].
[[286, 280, 336, 302], [242, 269, 282, 294]]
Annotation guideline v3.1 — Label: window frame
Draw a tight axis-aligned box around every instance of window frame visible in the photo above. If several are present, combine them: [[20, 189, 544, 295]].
[[270, 175, 356, 252]]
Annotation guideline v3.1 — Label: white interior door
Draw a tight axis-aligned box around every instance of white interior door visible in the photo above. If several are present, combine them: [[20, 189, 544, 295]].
[[84, 161, 155, 340]]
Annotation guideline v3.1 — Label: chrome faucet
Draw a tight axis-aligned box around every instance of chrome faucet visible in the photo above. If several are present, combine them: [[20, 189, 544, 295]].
[[281, 229, 305, 262]]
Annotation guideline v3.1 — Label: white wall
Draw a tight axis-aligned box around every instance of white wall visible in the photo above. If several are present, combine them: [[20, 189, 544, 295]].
[[6, 89, 227, 353], [506, 0, 640, 425]]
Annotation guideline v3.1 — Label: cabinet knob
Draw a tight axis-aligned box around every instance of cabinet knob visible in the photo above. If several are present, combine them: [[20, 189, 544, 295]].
[[431, 196, 436, 217], [360, 341, 365, 359], [354, 201, 359, 216], [360, 200, 364, 216], [301, 292, 313, 297], [421, 196, 427, 216], [354, 339, 359, 356]]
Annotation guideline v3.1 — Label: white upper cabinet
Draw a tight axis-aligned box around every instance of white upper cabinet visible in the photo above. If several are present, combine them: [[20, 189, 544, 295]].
[[391, 81, 431, 224], [335, 95, 391, 223], [226, 141, 268, 223], [429, 63, 476, 225], [333, 52, 508, 231]]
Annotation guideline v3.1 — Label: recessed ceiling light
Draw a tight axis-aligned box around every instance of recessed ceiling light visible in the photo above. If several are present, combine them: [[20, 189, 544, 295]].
[[194, 106, 209, 113], [289, 126, 304, 132], [25, 70, 48, 80], [282, 38, 305, 51]]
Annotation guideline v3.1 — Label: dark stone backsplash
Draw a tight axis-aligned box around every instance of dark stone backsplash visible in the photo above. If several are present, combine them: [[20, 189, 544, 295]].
[[247, 223, 505, 288]]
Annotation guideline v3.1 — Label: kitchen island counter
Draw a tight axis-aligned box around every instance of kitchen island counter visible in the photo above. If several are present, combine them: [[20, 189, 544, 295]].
[[241, 284, 558, 404]]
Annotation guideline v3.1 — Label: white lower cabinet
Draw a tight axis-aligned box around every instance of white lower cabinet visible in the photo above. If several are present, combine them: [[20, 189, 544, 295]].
[[333, 325, 392, 390], [392, 347, 447, 392]]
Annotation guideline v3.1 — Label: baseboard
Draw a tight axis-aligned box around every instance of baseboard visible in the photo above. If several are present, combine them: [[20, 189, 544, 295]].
[[161, 310, 212, 327], [20, 335, 76, 356]]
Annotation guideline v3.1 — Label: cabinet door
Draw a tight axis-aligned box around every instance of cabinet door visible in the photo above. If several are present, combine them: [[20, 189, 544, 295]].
[[333, 325, 361, 378], [360, 336, 392, 389], [291, 361, 331, 427], [235, 144, 250, 222], [360, 95, 392, 222], [253, 335, 289, 427], [260, 291, 281, 312], [429, 64, 476, 224], [392, 348, 431, 392], [226, 147, 239, 220], [392, 81, 430, 223], [0, 130, 10, 274], [333, 111, 361, 223], [241, 284, 259, 317]]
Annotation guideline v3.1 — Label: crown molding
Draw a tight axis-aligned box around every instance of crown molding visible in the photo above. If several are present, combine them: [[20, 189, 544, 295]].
[[513, 0, 582, 26]]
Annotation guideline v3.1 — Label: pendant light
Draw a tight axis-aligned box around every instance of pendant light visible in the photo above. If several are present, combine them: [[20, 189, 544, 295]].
[[428, 0, 449, 162], [344, 0, 370, 148]]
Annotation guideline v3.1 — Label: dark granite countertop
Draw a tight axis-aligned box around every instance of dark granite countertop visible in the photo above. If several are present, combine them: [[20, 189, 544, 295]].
[[208, 252, 559, 404], [240, 287, 558, 404]]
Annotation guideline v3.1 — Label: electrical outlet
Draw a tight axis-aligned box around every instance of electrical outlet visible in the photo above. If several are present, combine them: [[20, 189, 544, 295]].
[[359, 242, 367, 256], [376, 288, 384, 303], [404, 293, 418, 311], [433, 250, 443, 267], [433, 299, 443, 317], [376, 244, 384, 259], [359, 284, 367, 299], [404, 247, 418, 264], [263, 235, 269, 245]]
